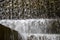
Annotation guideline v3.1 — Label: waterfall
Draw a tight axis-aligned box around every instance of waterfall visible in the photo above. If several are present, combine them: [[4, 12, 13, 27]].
[[0, 0, 60, 40], [0, 19, 60, 40]]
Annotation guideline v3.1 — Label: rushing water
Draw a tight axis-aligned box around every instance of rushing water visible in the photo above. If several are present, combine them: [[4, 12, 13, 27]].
[[0, 0, 60, 40], [0, 19, 60, 40]]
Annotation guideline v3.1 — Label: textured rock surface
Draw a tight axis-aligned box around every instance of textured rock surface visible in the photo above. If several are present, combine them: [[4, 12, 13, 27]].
[[0, 0, 60, 19]]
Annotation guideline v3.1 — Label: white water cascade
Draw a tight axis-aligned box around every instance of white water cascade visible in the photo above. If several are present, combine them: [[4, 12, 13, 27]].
[[0, 19, 60, 40]]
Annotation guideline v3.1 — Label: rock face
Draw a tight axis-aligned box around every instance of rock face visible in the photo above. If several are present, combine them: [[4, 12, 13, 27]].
[[0, 24, 22, 40], [0, 0, 60, 19]]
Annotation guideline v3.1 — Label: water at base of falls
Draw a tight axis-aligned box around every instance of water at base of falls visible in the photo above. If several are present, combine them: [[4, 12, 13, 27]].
[[0, 19, 60, 40], [19, 33, 60, 40]]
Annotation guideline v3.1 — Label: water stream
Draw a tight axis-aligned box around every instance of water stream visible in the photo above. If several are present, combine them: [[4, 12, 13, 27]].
[[0, 19, 60, 40]]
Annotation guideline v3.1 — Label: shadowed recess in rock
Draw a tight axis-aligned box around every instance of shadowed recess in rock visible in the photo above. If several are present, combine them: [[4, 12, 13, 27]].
[[0, 24, 22, 40]]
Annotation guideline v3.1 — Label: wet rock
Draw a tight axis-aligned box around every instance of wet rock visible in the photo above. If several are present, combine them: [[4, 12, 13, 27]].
[[46, 20, 60, 34]]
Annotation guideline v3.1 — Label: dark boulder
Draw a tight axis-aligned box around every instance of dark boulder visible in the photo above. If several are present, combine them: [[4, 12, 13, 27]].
[[0, 0, 4, 2], [0, 24, 22, 40]]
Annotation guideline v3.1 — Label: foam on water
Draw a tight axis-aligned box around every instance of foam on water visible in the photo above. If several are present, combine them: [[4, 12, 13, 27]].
[[0, 19, 60, 40]]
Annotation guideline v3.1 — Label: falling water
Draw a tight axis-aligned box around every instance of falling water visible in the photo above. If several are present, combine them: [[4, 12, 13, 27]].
[[0, 19, 60, 40], [0, 0, 60, 40]]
